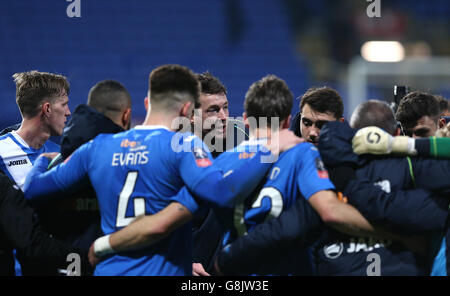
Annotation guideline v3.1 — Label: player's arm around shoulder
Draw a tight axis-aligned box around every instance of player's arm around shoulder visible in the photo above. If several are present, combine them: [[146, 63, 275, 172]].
[[308, 190, 343, 224], [89, 202, 194, 266], [111, 202, 194, 251], [308, 190, 376, 237], [23, 140, 94, 200]]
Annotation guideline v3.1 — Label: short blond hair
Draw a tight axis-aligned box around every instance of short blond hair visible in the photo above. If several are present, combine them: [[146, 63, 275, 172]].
[[13, 70, 70, 118]]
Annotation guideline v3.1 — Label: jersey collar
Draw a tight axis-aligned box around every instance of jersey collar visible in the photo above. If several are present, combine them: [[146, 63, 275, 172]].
[[239, 137, 268, 147], [134, 125, 171, 131], [10, 130, 30, 148]]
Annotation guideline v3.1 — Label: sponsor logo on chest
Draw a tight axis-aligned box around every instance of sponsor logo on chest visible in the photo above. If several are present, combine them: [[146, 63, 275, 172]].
[[8, 158, 28, 166]]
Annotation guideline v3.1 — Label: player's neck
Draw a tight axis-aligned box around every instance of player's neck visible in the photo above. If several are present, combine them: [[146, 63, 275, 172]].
[[249, 127, 273, 141], [16, 117, 50, 149], [142, 110, 182, 131]]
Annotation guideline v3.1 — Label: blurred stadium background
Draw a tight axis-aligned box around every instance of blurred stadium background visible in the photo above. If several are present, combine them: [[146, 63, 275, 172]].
[[1, 0, 449, 128]]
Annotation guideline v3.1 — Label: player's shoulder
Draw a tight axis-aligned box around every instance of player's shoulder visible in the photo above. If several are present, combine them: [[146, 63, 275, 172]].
[[73, 131, 122, 155], [174, 132, 202, 143], [43, 139, 60, 152], [285, 142, 317, 156], [133, 125, 174, 137], [219, 139, 264, 159], [0, 133, 9, 140], [215, 146, 240, 163], [0, 132, 23, 156], [89, 132, 117, 146], [0, 131, 14, 143], [171, 131, 208, 154], [91, 127, 143, 143], [234, 138, 267, 152], [276, 142, 319, 167], [0, 133, 11, 152]]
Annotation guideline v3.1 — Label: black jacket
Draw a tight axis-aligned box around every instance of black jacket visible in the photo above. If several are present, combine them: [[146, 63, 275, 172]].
[[319, 121, 450, 234], [0, 123, 21, 136], [0, 172, 89, 275], [314, 121, 450, 275], [216, 195, 323, 275], [216, 122, 449, 275], [289, 112, 301, 137], [60, 104, 124, 159]]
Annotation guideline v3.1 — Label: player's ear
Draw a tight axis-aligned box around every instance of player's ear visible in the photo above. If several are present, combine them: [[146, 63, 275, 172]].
[[439, 117, 446, 129], [122, 108, 132, 130], [144, 97, 149, 111], [339, 117, 345, 123], [243, 112, 249, 129], [394, 127, 402, 136], [41, 101, 51, 119], [281, 115, 291, 129], [180, 101, 192, 117]]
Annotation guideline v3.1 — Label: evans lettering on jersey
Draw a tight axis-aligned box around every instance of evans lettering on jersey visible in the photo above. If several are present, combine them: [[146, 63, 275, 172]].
[[192, 147, 212, 167]]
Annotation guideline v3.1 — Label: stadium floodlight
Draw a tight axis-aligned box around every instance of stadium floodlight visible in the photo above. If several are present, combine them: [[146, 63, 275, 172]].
[[361, 41, 405, 62]]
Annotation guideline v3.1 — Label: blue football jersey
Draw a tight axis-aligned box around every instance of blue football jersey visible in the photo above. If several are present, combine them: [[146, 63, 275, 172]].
[[26, 126, 218, 275], [0, 131, 59, 190], [23, 125, 273, 275], [243, 143, 334, 230], [213, 139, 270, 245], [215, 140, 335, 275]]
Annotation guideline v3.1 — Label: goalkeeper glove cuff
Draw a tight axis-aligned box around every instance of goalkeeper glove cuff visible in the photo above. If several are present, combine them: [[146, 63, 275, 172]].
[[391, 136, 417, 155]]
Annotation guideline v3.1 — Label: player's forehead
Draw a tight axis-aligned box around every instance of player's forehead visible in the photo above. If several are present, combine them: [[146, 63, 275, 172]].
[[301, 104, 336, 122], [412, 115, 438, 136], [415, 115, 437, 127], [199, 93, 228, 109]]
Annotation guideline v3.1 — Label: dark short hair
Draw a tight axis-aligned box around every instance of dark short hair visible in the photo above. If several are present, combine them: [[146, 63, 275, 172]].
[[350, 100, 397, 135], [395, 91, 440, 135], [300, 87, 343, 119], [435, 95, 449, 115], [149, 64, 200, 109], [244, 75, 293, 128], [88, 80, 131, 114], [196, 71, 227, 96], [13, 70, 70, 118]]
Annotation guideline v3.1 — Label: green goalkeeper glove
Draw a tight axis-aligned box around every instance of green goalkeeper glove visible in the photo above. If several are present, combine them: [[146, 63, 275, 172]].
[[352, 126, 417, 155]]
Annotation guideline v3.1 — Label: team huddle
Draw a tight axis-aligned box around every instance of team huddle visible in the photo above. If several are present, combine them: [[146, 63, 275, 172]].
[[0, 65, 449, 276]]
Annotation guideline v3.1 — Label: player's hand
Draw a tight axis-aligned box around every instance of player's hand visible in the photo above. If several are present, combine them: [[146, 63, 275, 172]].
[[40, 152, 59, 161], [192, 263, 210, 276], [352, 127, 393, 155], [88, 242, 101, 267]]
